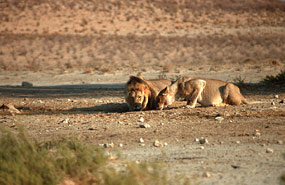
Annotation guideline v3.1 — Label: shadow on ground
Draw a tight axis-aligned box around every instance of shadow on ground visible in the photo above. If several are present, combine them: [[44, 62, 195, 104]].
[[0, 83, 125, 98], [69, 103, 129, 113]]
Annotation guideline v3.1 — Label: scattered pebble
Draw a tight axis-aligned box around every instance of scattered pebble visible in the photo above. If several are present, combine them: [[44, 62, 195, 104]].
[[271, 102, 275, 106], [160, 122, 164, 126], [266, 148, 274, 153], [140, 143, 145, 147], [194, 138, 199, 142], [215, 116, 224, 123], [200, 146, 205, 150], [236, 141, 240, 144], [139, 138, 144, 143], [119, 143, 123, 147], [254, 129, 261, 136], [140, 123, 150, 128], [164, 142, 168, 146], [139, 117, 144, 122], [199, 137, 209, 145], [202, 172, 211, 178], [104, 142, 114, 148], [231, 165, 240, 169], [153, 140, 162, 147], [277, 140, 283, 145], [274, 95, 279, 99]]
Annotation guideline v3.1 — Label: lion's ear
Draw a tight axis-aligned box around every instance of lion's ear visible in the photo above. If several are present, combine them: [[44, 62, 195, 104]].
[[164, 86, 170, 94]]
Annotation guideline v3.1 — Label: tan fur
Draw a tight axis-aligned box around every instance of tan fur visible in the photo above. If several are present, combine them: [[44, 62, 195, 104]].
[[156, 77, 254, 110], [125, 76, 171, 111]]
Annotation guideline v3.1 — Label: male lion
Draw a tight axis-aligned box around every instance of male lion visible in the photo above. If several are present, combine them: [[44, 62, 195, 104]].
[[125, 76, 171, 111], [156, 76, 257, 110]]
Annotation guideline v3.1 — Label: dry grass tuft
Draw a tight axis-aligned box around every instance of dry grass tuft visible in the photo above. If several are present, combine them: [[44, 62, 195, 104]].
[[0, 127, 190, 185]]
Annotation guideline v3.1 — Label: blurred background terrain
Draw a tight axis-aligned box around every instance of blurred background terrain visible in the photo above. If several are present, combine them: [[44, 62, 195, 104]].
[[0, 0, 284, 77]]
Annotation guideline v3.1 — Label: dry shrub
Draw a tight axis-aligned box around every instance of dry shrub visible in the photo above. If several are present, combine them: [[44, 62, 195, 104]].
[[0, 127, 190, 185]]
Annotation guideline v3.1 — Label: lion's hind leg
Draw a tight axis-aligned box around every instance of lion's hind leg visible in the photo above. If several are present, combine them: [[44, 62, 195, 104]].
[[186, 79, 206, 108], [223, 83, 245, 105]]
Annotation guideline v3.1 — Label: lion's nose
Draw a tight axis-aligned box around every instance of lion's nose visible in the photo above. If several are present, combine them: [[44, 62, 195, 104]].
[[133, 104, 142, 111]]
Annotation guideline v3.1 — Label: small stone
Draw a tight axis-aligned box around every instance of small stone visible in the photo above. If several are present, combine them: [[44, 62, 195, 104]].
[[215, 116, 224, 123], [22, 81, 33, 87], [254, 130, 261, 136], [140, 123, 150, 128], [160, 122, 164, 126], [274, 95, 279, 99], [119, 143, 123, 147], [236, 141, 240, 144], [109, 143, 114, 148], [202, 172, 211, 178], [62, 118, 69, 124], [199, 138, 209, 144], [104, 143, 114, 148], [139, 138, 144, 143], [153, 140, 162, 147], [277, 140, 283, 145], [200, 146, 205, 149], [194, 138, 199, 142], [271, 102, 276, 106], [164, 142, 168, 146], [266, 148, 274, 153], [139, 117, 144, 122], [140, 143, 145, 146]]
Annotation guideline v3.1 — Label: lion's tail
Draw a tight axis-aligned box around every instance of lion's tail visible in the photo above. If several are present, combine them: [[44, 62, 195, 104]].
[[242, 99, 266, 105]]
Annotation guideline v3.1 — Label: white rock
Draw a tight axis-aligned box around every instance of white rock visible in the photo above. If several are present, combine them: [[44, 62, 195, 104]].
[[215, 116, 224, 123], [164, 142, 168, 146], [153, 140, 162, 147], [194, 138, 199, 142], [140, 143, 145, 146], [200, 146, 205, 149], [119, 143, 123, 147], [274, 95, 279, 99], [140, 123, 150, 128], [236, 141, 240, 144], [277, 140, 283, 145], [139, 117, 144, 122], [139, 138, 144, 143], [202, 172, 211, 178], [266, 148, 274, 153]]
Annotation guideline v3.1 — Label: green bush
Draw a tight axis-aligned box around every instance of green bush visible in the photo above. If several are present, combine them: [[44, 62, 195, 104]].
[[262, 70, 285, 85]]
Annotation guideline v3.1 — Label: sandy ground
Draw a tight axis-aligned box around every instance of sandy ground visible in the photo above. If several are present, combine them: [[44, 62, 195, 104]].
[[1, 0, 285, 184], [0, 70, 285, 185]]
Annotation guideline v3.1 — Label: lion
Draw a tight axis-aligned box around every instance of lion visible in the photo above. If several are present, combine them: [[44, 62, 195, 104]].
[[156, 76, 258, 110], [125, 76, 171, 111]]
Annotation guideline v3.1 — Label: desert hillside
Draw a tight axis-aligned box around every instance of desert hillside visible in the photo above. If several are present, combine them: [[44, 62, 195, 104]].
[[0, 0, 284, 73]]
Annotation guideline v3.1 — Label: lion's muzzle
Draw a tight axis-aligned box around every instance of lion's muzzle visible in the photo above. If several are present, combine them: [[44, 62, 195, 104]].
[[133, 103, 143, 111]]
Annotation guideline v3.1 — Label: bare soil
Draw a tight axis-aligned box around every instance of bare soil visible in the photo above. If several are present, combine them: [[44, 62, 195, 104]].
[[0, 0, 285, 184]]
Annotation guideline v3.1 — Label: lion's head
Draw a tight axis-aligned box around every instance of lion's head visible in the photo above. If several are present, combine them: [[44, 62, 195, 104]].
[[125, 76, 157, 111]]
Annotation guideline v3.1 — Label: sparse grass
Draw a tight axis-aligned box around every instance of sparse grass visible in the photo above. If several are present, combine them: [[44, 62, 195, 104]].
[[261, 70, 285, 86], [233, 75, 246, 88], [0, 127, 190, 185]]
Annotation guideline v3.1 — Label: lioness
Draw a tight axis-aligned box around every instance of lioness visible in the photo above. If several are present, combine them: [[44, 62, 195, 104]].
[[156, 77, 255, 110], [125, 76, 171, 111]]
